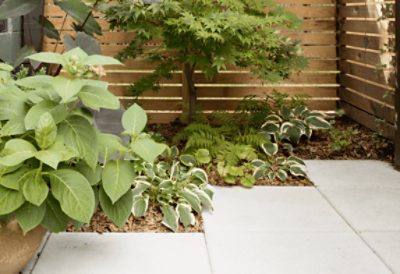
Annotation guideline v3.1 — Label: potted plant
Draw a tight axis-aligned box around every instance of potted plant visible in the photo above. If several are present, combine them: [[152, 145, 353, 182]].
[[0, 48, 166, 273]]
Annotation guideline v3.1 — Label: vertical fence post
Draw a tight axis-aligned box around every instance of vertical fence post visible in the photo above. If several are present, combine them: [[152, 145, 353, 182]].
[[395, 0, 400, 169]]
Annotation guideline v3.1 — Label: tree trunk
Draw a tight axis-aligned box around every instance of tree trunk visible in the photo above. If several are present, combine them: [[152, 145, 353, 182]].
[[182, 63, 196, 123]]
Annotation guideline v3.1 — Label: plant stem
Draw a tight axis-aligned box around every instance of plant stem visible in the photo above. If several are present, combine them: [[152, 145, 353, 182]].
[[182, 63, 196, 123]]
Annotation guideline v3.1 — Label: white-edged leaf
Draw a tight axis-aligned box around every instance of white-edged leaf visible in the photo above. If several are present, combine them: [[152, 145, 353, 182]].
[[261, 142, 278, 156], [176, 203, 195, 228], [161, 205, 178, 232], [131, 194, 149, 217]]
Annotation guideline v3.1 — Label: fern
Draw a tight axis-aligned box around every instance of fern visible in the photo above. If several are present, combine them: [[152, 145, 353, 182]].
[[234, 129, 269, 147]]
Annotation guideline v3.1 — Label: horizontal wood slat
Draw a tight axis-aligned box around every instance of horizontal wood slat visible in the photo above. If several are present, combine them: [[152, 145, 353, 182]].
[[44, 0, 338, 123]]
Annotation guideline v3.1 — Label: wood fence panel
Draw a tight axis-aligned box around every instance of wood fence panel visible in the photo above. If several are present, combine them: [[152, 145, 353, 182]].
[[43, 0, 338, 122], [338, 0, 396, 139]]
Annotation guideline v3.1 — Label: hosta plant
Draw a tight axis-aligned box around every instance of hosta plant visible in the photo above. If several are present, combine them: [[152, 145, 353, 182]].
[[252, 143, 307, 181], [0, 48, 166, 234], [262, 104, 331, 147], [131, 148, 214, 231]]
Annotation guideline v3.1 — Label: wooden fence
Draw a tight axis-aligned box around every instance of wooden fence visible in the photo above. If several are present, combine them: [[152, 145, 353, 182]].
[[43, 0, 338, 123], [338, 0, 397, 139]]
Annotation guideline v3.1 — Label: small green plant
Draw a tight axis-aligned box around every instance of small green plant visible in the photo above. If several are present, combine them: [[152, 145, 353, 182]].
[[131, 148, 213, 231], [329, 126, 358, 152], [262, 104, 331, 147], [252, 144, 307, 181]]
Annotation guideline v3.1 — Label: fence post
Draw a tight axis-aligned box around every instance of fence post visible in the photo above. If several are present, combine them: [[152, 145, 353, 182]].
[[395, 0, 400, 169]]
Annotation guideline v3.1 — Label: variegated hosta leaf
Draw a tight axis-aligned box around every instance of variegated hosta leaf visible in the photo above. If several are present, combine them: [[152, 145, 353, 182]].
[[161, 205, 178, 232], [287, 155, 305, 166], [262, 122, 280, 134], [176, 203, 195, 228], [289, 165, 307, 177], [180, 154, 197, 167], [264, 114, 282, 123], [132, 180, 151, 197], [191, 168, 208, 184], [305, 116, 331, 130], [261, 142, 278, 156], [251, 159, 265, 167], [181, 188, 201, 213], [193, 188, 213, 210], [35, 112, 57, 150], [200, 183, 214, 200], [132, 194, 149, 217], [276, 169, 288, 181], [253, 166, 266, 180]]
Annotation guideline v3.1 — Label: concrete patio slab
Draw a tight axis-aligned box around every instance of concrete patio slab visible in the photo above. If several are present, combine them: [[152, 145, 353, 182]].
[[205, 231, 391, 274], [203, 187, 351, 232], [318, 187, 400, 231], [306, 160, 400, 189], [31, 233, 212, 274], [362, 232, 400, 274]]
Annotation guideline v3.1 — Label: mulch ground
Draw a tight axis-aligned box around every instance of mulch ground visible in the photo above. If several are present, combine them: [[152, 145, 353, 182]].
[[67, 206, 203, 233], [74, 117, 393, 233]]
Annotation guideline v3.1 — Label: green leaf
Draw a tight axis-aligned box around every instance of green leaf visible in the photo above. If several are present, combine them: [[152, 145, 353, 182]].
[[28, 52, 65, 65], [0, 101, 28, 121], [0, 0, 41, 19], [161, 205, 178, 232], [0, 116, 26, 137], [35, 138, 77, 169], [22, 170, 49, 206], [181, 188, 201, 214], [75, 161, 102, 186], [122, 104, 147, 135], [0, 139, 37, 167], [0, 185, 25, 215], [79, 84, 120, 111], [131, 138, 166, 163], [99, 186, 133, 228], [15, 202, 46, 234], [240, 174, 256, 188], [176, 203, 195, 228], [276, 169, 288, 181], [261, 142, 278, 156], [41, 193, 69, 233], [55, 0, 102, 35], [191, 168, 208, 184], [25, 100, 68, 130], [131, 194, 149, 217], [49, 169, 95, 223], [84, 55, 123, 66], [64, 32, 101, 55], [194, 149, 211, 164], [98, 133, 127, 161], [35, 113, 57, 150], [51, 76, 83, 103], [253, 166, 266, 180], [305, 116, 331, 130], [59, 115, 98, 169], [102, 160, 135, 204], [180, 154, 196, 167], [193, 188, 213, 210], [289, 165, 307, 177], [0, 168, 26, 190], [132, 180, 150, 197], [39, 15, 60, 40]]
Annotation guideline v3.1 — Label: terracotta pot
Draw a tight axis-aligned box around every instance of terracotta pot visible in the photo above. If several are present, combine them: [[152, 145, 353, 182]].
[[0, 220, 47, 274]]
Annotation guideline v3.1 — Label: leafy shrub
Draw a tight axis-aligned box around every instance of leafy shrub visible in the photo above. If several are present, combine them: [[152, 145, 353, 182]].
[[131, 148, 213, 231], [0, 49, 166, 233], [329, 126, 358, 152]]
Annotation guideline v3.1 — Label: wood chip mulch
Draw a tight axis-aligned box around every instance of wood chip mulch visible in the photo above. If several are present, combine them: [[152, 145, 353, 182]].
[[67, 206, 204, 233]]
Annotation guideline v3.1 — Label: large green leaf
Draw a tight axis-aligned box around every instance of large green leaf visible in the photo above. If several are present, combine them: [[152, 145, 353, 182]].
[[99, 186, 133, 228], [79, 85, 120, 111], [58, 115, 98, 169], [15, 202, 46, 234], [21, 169, 49, 206], [41, 193, 69, 233], [25, 100, 68, 130], [0, 167, 30, 191], [49, 169, 95, 223], [55, 0, 102, 35], [161, 205, 178, 232], [75, 161, 102, 186], [98, 133, 127, 161], [0, 186, 25, 215], [0, 139, 37, 166], [0, 101, 27, 121], [0, 0, 41, 19], [84, 55, 123, 66], [122, 104, 147, 135], [28, 52, 65, 65], [35, 139, 77, 169], [35, 113, 57, 150], [51, 76, 83, 103], [131, 138, 167, 163], [0, 116, 26, 137], [102, 160, 135, 204]]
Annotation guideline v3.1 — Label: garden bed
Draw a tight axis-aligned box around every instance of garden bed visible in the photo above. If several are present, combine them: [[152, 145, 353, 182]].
[[67, 207, 204, 233]]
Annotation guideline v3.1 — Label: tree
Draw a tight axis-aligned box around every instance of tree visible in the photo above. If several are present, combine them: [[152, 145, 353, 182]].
[[106, 0, 308, 122]]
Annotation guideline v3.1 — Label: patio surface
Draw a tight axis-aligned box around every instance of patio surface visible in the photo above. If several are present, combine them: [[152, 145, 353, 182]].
[[24, 160, 400, 274]]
